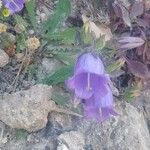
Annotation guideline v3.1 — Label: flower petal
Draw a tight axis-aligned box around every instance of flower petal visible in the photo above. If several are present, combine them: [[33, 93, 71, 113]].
[[84, 107, 101, 121], [66, 73, 93, 99], [2, 0, 25, 14], [83, 87, 117, 122], [75, 52, 105, 75], [74, 73, 93, 99], [98, 86, 113, 107], [90, 74, 109, 99], [101, 107, 117, 121]]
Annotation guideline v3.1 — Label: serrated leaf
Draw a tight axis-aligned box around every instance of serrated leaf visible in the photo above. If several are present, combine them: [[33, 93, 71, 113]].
[[42, 65, 73, 85], [14, 15, 29, 28], [16, 32, 27, 53], [49, 28, 77, 44], [53, 52, 77, 65], [25, 0, 36, 28], [27, 64, 38, 77], [0, 32, 16, 48], [43, 0, 71, 36]]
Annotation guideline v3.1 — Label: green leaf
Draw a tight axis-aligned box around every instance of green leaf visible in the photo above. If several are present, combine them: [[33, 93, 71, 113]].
[[107, 59, 125, 73], [123, 88, 134, 101], [48, 28, 77, 44], [46, 45, 81, 54], [82, 31, 93, 44], [53, 51, 77, 65], [15, 129, 28, 140], [25, 0, 36, 28], [0, 32, 16, 48], [14, 15, 29, 28], [27, 64, 38, 77], [42, 0, 71, 36], [52, 93, 69, 107], [95, 37, 106, 50], [123, 82, 142, 102], [16, 32, 27, 53], [42, 65, 73, 85]]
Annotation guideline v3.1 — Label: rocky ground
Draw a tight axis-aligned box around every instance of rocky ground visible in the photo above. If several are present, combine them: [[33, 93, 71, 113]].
[[0, 0, 150, 150], [0, 59, 150, 150]]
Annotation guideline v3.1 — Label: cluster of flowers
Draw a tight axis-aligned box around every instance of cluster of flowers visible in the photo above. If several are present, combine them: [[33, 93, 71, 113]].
[[0, 22, 40, 51], [0, 0, 25, 16], [0, 0, 117, 122], [0, 0, 40, 51], [66, 52, 117, 121]]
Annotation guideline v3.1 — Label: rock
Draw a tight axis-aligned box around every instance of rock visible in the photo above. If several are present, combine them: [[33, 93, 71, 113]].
[[4, 138, 57, 150], [109, 81, 119, 96], [4, 140, 27, 150], [57, 143, 69, 150], [15, 53, 24, 62], [49, 112, 73, 131], [0, 49, 9, 67], [41, 58, 61, 73], [0, 121, 7, 146], [0, 121, 5, 138], [131, 89, 150, 131], [140, 90, 150, 131], [27, 134, 40, 143], [0, 84, 55, 132], [37, 58, 61, 81], [78, 101, 150, 150], [57, 131, 85, 150], [28, 29, 34, 35], [0, 84, 81, 132]]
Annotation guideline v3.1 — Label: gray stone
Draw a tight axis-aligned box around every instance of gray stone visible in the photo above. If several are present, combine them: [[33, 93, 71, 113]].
[[140, 90, 150, 131], [41, 58, 61, 74], [0, 84, 54, 132], [78, 101, 150, 150], [58, 131, 85, 150], [0, 84, 81, 132], [57, 143, 69, 150], [4, 138, 57, 150], [0, 49, 9, 68], [0, 121, 7, 147], [49, 112, 73, 131], [37, 58, 61, 81]]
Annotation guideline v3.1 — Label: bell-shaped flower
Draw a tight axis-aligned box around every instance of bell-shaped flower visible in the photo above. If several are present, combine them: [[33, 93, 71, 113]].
[[66, 52, 109, 100], [66, 52, 116, 121], [83, 87, 117, 121], [2, 0, 25, 14]]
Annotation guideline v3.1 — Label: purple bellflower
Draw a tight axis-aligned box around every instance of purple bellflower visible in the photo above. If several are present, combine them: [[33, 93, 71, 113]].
[[66, 52, 116, 121], [2, 0, 25, 14]]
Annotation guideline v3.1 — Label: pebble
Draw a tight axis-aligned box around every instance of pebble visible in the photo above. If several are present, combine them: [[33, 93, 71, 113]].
[[0, 49, 9, 68]]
